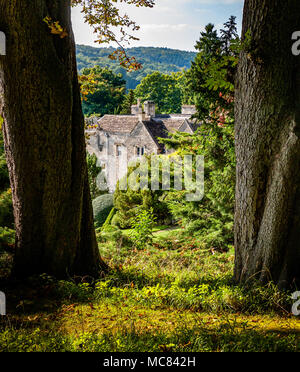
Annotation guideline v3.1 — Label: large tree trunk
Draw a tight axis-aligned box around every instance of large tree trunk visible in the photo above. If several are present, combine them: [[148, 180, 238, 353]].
[[0, 0, 106, 278], [235, 0, 300, 289]]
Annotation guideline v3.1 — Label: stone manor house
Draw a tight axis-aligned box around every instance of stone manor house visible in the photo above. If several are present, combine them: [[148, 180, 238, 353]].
[[86, 101, 199, 192]]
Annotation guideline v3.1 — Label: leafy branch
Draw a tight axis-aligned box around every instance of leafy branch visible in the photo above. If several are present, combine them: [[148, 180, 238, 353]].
[[71, 0, 155, 70]]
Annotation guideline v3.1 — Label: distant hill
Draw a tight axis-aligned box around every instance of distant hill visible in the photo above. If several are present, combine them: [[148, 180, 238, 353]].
[[76, 45, 197, 90]]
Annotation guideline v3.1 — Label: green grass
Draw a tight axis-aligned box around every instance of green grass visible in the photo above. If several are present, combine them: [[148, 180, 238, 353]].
[[0, 228, 299, 352]]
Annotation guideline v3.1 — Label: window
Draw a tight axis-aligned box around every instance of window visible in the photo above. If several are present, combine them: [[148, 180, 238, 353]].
[[136, 147, 145, 157], [97, 135, 103, 152], [116, 145, 122, 157]]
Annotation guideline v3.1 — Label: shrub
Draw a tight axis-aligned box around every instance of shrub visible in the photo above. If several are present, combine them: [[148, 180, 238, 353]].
[[101, 207, 116, 231], [130, 207, 156, 250], [111, 212, 122, 227], [92, 194, 114, 228], [0, 226, 15, 250], [113, 158, 171, 229], [96, 225, 132, 249]]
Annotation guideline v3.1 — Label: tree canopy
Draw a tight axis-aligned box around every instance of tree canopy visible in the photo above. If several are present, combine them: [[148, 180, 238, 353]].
[[80, 66, 126, 116], [76, 45, 196, 89], [134, 71, 184, 114]]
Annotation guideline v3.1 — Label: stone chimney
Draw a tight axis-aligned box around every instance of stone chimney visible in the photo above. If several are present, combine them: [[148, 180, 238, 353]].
[[138, 109, 146, 122], [137, 99, 146, 121], [131, 99, 142, 115], [181, 105, 196, 115], [131, 99, 146, 121], [144, 101, 156, 118]]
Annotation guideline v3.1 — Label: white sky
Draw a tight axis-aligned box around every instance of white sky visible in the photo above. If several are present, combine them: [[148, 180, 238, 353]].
[[71, 0, 244, 51]]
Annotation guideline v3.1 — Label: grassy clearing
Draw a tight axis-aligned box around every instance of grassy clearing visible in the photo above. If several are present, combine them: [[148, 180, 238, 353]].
[[0, 228, 299, 352]]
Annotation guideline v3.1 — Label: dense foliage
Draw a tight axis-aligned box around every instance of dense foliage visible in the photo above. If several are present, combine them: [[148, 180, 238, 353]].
[[92, 194, 114, 228], [134, 71, 184, 114], [80, 66, 126, 116], [78, 46, 197, 116], [87, 153, 102, 199], [164, 124, 235, 249], [113, 159, 172, 229], [129, 207, 156, 249], [80, 66, 189, 116], [161, 18, 239, 249], [119, 89, 136, 115], [184, 17, 239, 121], [76, 45, 196, 90]]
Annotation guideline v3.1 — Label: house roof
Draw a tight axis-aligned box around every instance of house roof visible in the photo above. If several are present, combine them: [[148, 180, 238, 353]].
[[155, 114, 192, 119], [98, 115, 139, 133], [143, 120, 169, 151], [156, 118, 187, 133], [97, 114, 199, 141]]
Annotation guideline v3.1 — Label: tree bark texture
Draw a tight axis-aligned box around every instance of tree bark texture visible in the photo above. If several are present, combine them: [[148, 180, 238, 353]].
[[0, 0, 106, 278], [235, 0, 300, 288]]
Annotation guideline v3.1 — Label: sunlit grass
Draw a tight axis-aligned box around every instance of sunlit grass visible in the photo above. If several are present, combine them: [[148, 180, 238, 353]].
[[0, 228, 299, 352]]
